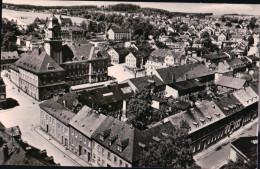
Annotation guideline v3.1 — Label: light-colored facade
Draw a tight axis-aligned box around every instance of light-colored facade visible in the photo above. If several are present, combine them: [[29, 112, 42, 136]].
[[107, 28, 131, 41], [92, 140, 131, 168], [18, 68, 39, 100], [10, 69, 19, 87], [108, 48, 120, 65]]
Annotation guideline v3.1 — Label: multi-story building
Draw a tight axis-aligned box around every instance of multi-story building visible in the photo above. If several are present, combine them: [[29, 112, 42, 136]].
[[125, 51, 143, 69], [68, 106, 107, 164], [61, 26, 86, 41], [91, 116, 146, 167], [40, 98, 75, 148], [0, 77, 6, 110], [14, 49, 66, 100], [107, 47, 130, 65], [61, 43, 110, 85], [107, 27, 131, 41], [145, 49, 186, 76], [1, 51, 19, 70]]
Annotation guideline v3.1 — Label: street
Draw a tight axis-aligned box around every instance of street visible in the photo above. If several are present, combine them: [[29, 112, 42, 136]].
[[195, 120, 258, 169], [0, 71, 79, 166]]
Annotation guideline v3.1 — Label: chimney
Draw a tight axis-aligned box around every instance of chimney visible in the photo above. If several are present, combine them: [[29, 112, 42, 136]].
[[3, 144, 9, 162], [172, 73, 175, 82], [63, 100, 67, 108]]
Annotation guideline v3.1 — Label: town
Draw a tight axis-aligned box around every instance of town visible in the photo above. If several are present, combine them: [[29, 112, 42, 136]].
[[0, 2, 259, 169]]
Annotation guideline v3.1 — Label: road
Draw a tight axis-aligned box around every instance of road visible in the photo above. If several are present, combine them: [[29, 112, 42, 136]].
[[0, 70, 79, 166], [195, 120, 258, 169]]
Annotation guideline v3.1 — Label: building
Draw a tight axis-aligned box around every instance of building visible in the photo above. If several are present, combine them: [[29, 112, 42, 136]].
[[145, 49, 186, 75], [61, 43, 110, 85], [107, 27, 131, 41], [40, 98, 75, 148], [107, 47, 130, 65], [91, 116, 146, 167], [230, 136, 257, 163], [153, 63, 215, 85], [1, 51, 19, 70], [61, 26, 86, 41], [58, 15, 73, 27], [13, 49, 66, 100], [0, 78, 6, 110], [125, 51, 142, 69], [26, 35, 42, 51], [165, 80, 206, 101], [68, 105, 107, 164], [214, 75, 246, 94]]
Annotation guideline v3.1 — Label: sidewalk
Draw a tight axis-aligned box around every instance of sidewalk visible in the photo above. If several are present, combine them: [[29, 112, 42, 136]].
[[34, 126, 90, 167], [194, 118, 258, 161]]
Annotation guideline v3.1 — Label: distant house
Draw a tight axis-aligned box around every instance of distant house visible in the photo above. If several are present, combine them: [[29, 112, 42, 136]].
[[230, 136, 257, 163], [107, 27, 131, 41], [218, 33, 226, 42], [151, 96, 166, 109], [58, 15, 72, 27], [61, 26, 86, 41], [145, 49, 186, 75], [107, 47, 130, 65], [202, 53, 229, 65], [210, 61, 233, 77], [227, 58, 246, 75], [1, 51, 19, 70], [26, 35, 42, 51], [125, 51, 142, 68]]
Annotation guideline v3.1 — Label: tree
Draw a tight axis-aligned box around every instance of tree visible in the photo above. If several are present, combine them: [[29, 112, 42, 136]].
[[138, 120, 200, 168], [126, 84, 154, 130], [181, 24, 189, 31], [226, 22, 232, 27], [215, 23, 220, 27]]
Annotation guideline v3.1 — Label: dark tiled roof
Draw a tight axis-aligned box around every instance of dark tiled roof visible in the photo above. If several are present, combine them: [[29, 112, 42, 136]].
[[227, 58, 246, 69], [214, 95, 242, 116], [56, 93, 79, 111], [1, 51, 19, 60], [92, 116, 146, 163], [39, 99, 76, 125], [240, 57, 251, 66], [110, 26, 131, 33], [15, 50, 65, 74], [80, 83, 134, 106], [231, 136, 257, 160], [128, 76, 164, 91], [155, 63, 214, 84], [202, 53, 228, 60], [168, 80, 205, 94], [69, 105, 107, 138]]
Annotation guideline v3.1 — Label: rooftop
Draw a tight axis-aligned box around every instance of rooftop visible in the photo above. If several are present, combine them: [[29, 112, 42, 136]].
[[215, 76, 246, 90]]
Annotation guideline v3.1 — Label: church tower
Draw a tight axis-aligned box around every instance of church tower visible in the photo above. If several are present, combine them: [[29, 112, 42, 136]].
[[44, 14, 63, 64]]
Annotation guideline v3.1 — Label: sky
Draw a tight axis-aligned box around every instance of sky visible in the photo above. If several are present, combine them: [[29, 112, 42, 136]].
[[3, 0, 260, 15]]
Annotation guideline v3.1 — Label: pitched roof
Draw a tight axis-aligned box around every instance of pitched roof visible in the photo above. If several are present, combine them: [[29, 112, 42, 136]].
[[80, 83, 134, 106], [202, 53, 229, 60], [1, 51, 19, 60], [231, 136, 257, 161], [110, 26, 131, 33], [167, 80, 205, 94], [233, 86, 259, 107], [214, 95, 242, 116], [128, 76, 164, 91], [15, 50, 65, 74], [92, 116, 146, 163], [39, 99, 76, 125], [227, 58, 246, 69], [69, 105, 107, 138], [215, 76, 246, 89]]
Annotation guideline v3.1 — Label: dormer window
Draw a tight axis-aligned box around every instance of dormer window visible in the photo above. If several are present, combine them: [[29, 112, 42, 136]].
[[206, 116, 212, 121], [193, 121, 199, 127], [117, 145, 122, 152], [200, 119, 205, 124], [99, 135, 104, 141], [215, 113, 220, 117]]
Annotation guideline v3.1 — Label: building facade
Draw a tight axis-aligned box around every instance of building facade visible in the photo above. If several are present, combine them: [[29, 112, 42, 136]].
[[107, 27, 131, 41]]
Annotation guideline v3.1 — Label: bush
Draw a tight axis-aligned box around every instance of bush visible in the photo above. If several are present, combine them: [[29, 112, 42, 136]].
[[2, 98, 19, 110]]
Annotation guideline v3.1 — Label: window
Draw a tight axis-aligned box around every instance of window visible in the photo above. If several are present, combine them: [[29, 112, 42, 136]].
[[117, 145, 122, 152], [97, 157, 101, 165], [114, 156, 117, 164], [71, 138, 74, 145], [98, 145, 100, 152], [125, 163, 128, 168], [88, 141, 91, 148], [71, 129, 74, 135], [102, 148, 105, 156], [57, 123, 60, 129], [79, 134, 82, 141], [120, 160, 123, 166], [93, 142, 95, 149], [93, 153, 96, 162], [75, 131, 78, 138], [83, 137, 86, 144], [107, 152, 111, 160]]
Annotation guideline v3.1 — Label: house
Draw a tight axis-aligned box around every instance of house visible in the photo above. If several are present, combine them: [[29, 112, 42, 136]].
[[233, 86, 259, 108], [125, 51, 142, 68], [227, 58, 246, 75], [165, 80, 206, 101], [61, 26, 86, 41], [151, 96, 166, 109], [58, 15, 72, 27], [218, 33, 226, 41], [16, 35, 27, 46], [91, 116, 146, 167], [210, 61, 233, 77], [145, 49, 186, 75], [170, 42, 186, 52], [107, 47, 130, 65], [0, 78, 6, 110], [153, 63, 215, 85], [69, 105, 107, 164], [107, 27, 131, 41], [202, 53, 229, 65], [26, 35, 42, 51], [40, 98, 75, 148], [1, 51, 20, 70], [214, 75, 246, 95], [230, 136, 257, 163]]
